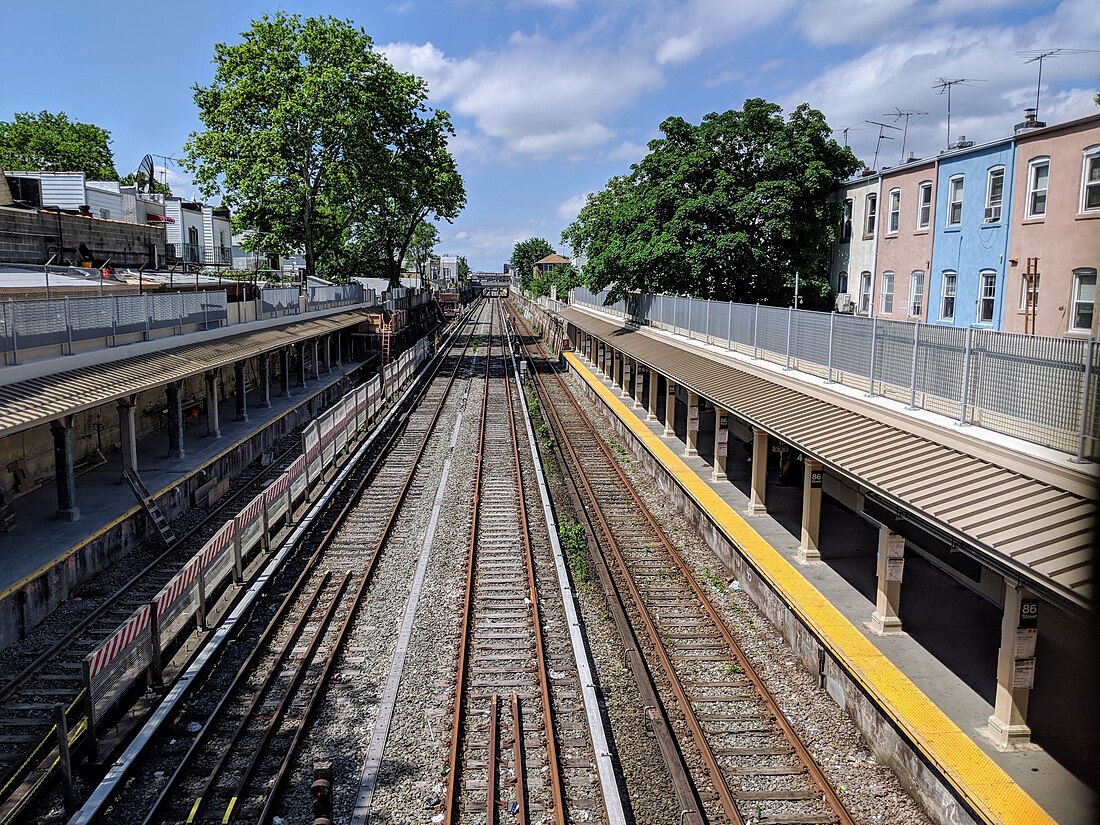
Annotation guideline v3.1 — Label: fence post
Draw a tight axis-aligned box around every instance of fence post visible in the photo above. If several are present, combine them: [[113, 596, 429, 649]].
[[9, 300, 18, 364], [111, 295, 118, 347], [866, 317, 878, 397], [148, 605, 163, 686], [826, 312, 835, 384], [752, 304, 760, 359], [144, 293, 151, 341], [784, 306, 793, 370], [727, 300, 733, 351], [204, 296, 209, 330], [957, 326, 973, 426], [64, 297, 73, 355], [177, 292, 184, 334], [1074, 338, 1095, 463], [687, 297, 693, 340], [706, 298, 712, 343], [907, 322, 921, 409]]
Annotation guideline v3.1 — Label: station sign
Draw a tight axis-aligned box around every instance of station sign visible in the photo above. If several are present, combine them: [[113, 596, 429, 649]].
[[1019, 599, 1040, 629], [810, 469, 823, 488]]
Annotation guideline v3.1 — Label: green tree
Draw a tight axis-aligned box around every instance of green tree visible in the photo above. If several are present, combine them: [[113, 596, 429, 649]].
[[0, 111, 118, 179], [184, 13, 464, 284], [530, 262, 582, 299], [562, 98, 861, 308], [119, 170, 172, 195], [404, 220, 440, 278], [457, 256, 470, 281], [510, 237, 555, 291]]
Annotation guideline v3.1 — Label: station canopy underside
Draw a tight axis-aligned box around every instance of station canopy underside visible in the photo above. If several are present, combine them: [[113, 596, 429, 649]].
[[0, 309, 374, 441], [561, 307, 1093, 609]]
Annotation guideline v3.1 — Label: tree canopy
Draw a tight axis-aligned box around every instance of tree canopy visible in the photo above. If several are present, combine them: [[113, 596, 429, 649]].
[[404, 220, 440, 277], [510, 237, 556, 291], [0, 111, 119, 180], [184, 13, 464, 285], [119, 170, 172, 195], [562, 98, 861, 308]]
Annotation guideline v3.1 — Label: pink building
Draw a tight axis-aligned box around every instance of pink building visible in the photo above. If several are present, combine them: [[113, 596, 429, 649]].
[[1004, 113, 1100, 337], [872, 158, 937, 322]]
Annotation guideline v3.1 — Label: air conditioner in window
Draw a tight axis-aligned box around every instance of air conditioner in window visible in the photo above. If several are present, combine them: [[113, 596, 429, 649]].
[[984, 205, 1001, 222], [835, 293, 854, 313]]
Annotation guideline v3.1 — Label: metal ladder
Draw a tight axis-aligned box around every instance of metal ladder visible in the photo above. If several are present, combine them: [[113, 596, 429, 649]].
[[123, 468, 178, 546]]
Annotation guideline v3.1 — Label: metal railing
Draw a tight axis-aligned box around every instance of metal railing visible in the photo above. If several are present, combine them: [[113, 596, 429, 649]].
[[0, 291, 228, 360], [571, 286, 1099, 460]]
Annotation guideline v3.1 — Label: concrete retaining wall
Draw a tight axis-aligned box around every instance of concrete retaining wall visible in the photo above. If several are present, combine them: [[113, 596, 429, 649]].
[[0, 377, 350, 651], [566, 366, 976, 825]]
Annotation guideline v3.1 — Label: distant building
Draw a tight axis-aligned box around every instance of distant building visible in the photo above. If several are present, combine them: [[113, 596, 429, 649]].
[[829, 173, 879, 314], [532, 253, 570, 278]]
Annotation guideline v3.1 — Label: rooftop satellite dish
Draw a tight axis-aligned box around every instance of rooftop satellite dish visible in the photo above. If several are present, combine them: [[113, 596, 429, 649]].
[[137, 154, 155, 192]]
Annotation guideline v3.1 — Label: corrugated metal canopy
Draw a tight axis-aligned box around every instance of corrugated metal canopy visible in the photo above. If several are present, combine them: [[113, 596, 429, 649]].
[[0, 309, 373, 440], [563, 308, 1094, 609]]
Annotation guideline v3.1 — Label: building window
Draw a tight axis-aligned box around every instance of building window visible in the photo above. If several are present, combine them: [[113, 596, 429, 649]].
[[837, 271, 848, 294], [1026, 158, 1049, 218], [910, 271, 924, 317], [887, 189, 900, 233], [840, 199, 852, 242], [1071, 268, 1096, 332], [947, 175, 964, 226], [1020, 273, 1040, 310], [941, 272, 957, 320], [864, 194, 877, 237], [1082, 147, 1100, 213], [985, 166, 1004, 222], [917, 181, 932, 229], [858, 271, 872, 314], [978, 271, 997, 324], [881, 271, 895, 314]]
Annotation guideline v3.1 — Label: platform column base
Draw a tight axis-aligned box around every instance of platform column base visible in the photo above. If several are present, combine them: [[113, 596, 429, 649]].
[[796, 546, 821, 564], [54, 507, 80, 522], [986, 715, 1032, 749], [869, 612, 903, 635]]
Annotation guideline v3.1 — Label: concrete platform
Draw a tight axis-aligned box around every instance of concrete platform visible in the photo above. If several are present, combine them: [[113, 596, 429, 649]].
[[0, 362, 360, 636], [570, 351, 1095, 825]]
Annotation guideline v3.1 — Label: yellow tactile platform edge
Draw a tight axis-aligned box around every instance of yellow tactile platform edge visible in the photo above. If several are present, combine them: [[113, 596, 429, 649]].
[[564, 350, 1054, 825]]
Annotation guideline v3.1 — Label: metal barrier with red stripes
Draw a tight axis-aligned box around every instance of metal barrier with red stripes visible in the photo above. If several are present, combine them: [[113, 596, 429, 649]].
[[84, 605, 151, 724]]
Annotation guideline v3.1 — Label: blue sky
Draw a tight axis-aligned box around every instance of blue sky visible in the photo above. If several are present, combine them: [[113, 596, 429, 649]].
[[3, 1, 1098, 272]]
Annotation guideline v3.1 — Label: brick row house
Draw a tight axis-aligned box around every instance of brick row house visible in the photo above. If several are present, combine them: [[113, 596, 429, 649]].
[[829, 112, 1100, 338]]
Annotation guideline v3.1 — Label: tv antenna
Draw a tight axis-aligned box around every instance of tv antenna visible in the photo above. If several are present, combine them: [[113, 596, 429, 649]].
[[1015, 49, 1098, 120], [865, 120, 900, 170], [152, 154, 181, 190], [934, 78, 985, 150], [885, 107, 927, 163], [834, 124, 864, 149]]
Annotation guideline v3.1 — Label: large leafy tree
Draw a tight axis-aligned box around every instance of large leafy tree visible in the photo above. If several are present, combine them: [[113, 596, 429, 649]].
[[0, 111, 118, 179], [184, 13, 464, 284], [563, 98, 861, 308], [404, 220, 440, 277], [510, 237, 555, 291]]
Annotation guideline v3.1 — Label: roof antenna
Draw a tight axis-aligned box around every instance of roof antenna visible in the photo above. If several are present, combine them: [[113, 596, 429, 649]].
[[1015, 49, 1097, 120], [885, 107, 928, 163], [865, 120, 900, 170], [833, 124, 864, 149], [934, 78, 986, 150]]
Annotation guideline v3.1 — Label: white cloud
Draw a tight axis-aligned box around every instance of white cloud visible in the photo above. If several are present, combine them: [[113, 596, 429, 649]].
[[640, 0, 795, 66], [557, 191, 592, 219], [605, 141, 649, 163], [381, 38, 663, 160]]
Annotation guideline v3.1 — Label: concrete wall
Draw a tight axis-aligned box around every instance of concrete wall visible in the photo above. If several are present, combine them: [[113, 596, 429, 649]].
[[0, 205, 165, 267], [566, 365, 978, 825], [0, 375, 350, 650]]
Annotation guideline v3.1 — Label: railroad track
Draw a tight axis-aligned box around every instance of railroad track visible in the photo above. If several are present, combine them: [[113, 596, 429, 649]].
[[0, 429, 312, 824], [443, 300, 567, 824], [512, 302, 855, 825], [69, 302, 485, 825]]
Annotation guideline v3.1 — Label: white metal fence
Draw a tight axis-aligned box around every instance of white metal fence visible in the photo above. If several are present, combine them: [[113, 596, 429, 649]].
[[571, 286, 1099, 459]]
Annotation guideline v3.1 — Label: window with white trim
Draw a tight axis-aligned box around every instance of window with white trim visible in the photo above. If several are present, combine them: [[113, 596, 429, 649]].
[[1082, 147, 1100, 213], [1071, 268, 1096, 332], [947, 175, 964, 226], [941, 272, 957, 320], [1019, 272, 1040, 310], [985, 166, 1004, 222], [858, 271, 872, 314], [887, 188, 900, 233], [864, 194, 877, 237], [1026, 157, 1049, 218], [880, 271, 895, 314], [840, 199, 853, 241], [837, 271, 848, 294], [910, 271, 924, 317], [917, 181, 932, 228], [978, 270, 997, 324]]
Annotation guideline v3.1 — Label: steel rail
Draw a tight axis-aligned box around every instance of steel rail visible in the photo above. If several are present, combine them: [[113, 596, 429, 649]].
[[498, 299, 567, 825], [442, 304, 494, 823], [519, 306, 855, 825]]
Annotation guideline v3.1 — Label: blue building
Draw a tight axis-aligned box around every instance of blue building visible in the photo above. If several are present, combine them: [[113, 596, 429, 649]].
[[927, 137, 1016, 329]]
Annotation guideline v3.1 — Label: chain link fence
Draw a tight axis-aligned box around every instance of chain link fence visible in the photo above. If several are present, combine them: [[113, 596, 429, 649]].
[[571, 286, 1098, 459]]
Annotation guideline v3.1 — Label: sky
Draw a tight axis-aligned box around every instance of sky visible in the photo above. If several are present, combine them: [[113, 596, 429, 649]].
[[2, 1, 1098, 273]]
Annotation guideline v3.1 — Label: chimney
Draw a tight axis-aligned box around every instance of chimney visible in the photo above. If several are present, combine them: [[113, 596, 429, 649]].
[[1014, 107, 1046, 135]]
